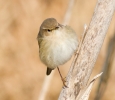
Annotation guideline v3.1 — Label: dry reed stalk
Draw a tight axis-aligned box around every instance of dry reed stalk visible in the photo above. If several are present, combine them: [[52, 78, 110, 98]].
[[58, 0, 115, 100]]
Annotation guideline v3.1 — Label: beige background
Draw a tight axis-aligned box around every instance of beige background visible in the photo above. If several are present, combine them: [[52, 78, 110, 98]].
[[0, 0, 115, 100]]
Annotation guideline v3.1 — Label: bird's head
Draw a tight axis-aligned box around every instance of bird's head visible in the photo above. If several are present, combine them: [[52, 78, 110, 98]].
[[39, 18, 63, 37]]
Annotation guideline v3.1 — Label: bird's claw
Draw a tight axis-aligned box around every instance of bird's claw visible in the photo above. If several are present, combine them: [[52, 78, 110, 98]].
[[61, 78, 68, 88]]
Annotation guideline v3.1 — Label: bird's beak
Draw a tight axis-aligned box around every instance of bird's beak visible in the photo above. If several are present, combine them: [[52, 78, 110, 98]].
[[58, 23, 63, 28]]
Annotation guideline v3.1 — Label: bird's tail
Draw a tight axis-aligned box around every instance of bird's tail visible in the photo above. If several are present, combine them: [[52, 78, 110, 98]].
[[46, 67, 52, 75]]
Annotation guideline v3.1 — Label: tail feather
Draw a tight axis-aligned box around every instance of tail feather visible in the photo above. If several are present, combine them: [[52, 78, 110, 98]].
[[46, 68, 52, 75]]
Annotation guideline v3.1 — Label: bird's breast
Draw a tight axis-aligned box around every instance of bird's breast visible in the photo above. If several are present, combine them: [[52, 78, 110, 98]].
[[39, 29, 78, 69]]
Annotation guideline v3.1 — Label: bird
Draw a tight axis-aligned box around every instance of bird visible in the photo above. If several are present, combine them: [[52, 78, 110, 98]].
[[37, 18, 78, 86]]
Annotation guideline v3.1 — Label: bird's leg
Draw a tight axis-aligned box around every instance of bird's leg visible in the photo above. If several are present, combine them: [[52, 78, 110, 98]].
[[57, 67, 68, 88]]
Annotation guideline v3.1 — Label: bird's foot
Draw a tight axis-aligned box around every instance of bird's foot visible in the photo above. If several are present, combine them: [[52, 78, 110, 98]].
[[61, 78, 68, 88]]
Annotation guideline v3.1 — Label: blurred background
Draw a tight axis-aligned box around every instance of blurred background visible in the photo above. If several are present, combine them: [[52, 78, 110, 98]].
[[0, 0, 115, 100]]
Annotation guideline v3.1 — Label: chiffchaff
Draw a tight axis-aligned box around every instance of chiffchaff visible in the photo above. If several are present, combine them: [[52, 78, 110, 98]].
[[37, 18, 78, 86]]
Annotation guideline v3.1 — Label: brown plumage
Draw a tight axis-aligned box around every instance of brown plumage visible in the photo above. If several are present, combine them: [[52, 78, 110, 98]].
[[37, 18, 78, 76]]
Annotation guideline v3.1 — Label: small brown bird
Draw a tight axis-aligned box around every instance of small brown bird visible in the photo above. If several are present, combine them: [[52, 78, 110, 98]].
[[37, 18, 78, 86]]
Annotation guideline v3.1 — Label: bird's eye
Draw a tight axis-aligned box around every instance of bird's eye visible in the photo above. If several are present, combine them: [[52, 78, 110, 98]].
[[47, 29, 52, 32]]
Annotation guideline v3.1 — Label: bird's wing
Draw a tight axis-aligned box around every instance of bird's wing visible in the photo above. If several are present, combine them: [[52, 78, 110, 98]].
[[37, 31, 43, 48]]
